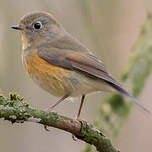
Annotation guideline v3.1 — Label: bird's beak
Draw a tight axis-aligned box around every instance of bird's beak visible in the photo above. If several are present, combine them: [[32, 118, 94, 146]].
[[11, 25, 23, 30]]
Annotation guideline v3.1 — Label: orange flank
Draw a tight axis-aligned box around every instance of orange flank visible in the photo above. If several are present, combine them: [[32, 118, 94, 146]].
[[24, 50, 71, 97]]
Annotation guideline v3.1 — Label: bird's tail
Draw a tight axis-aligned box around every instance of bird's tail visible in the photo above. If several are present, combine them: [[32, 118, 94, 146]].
[[107, 81, 151, 114]]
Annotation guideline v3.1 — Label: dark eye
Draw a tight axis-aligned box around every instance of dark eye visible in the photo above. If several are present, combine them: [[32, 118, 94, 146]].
[[33, 21, 42, 30]]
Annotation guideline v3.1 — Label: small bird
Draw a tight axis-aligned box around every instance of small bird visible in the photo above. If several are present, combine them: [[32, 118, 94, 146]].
[[11, 11, 149, 123]]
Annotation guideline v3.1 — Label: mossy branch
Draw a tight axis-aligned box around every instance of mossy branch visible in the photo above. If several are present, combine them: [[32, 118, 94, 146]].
[[0, 92, 119, 152], [83, 14, 152, 152]]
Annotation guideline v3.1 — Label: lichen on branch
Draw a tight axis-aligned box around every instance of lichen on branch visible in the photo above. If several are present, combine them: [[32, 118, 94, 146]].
[[0, 92, 119, 152]]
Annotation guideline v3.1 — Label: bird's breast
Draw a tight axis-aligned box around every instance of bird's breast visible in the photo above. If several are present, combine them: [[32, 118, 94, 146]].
[[22, 49, 72, 97]]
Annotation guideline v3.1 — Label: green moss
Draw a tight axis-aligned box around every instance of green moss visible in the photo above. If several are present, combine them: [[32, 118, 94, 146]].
[[9, 92, 24, 101], [108, 95, 124, 109], [7, 100, 14, 106], [83, 145, 93, 152], [23, 101, 29, 107]]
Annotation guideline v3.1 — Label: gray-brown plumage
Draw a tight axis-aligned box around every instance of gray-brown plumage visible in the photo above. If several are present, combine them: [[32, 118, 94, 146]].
[[12, 11, 150, 119]]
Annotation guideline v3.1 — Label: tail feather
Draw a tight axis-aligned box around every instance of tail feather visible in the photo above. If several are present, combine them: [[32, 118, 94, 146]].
[[122, 90, 150, 114], [107, 81, 151, 114]]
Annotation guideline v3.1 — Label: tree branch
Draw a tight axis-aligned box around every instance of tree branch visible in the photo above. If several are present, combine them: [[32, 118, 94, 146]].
[[0, 93, 119, 152]]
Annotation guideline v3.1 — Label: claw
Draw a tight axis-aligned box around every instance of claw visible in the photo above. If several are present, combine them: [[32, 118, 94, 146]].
[[76, 117, 87, 124], [42, 95, 69, 132], [71, 117, 87, 141], [72, 134, 77, 141], [44, 125, 50, 131]]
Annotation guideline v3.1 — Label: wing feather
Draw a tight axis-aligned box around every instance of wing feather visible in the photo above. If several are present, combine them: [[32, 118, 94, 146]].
[[38, 48, 124, 89]]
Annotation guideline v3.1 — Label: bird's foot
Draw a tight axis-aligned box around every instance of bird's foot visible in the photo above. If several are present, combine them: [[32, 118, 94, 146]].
[[44, 125, 50, 131], [43, 107, 56, 132], [76, 117, 87, 124], [72, 117, 87, 141]]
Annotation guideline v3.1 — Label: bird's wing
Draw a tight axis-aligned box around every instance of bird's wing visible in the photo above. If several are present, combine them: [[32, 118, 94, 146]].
[[38, 48, 120, 87], [38, 47, 150, 114], [38, 47, 133, 98]]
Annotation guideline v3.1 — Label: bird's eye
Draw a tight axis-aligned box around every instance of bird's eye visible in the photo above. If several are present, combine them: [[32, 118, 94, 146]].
[[33, 21, 42, 30]]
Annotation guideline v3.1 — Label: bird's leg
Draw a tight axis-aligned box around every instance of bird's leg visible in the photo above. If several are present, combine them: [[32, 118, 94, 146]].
[[76, 94, 85, 121], [45, 94, 69, 112], [44, 94, 69, 131], [72, 94, 86, 141]]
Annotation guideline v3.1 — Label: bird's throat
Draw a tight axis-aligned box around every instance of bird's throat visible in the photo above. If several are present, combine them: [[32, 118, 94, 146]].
[[20, 31, 31, 50]]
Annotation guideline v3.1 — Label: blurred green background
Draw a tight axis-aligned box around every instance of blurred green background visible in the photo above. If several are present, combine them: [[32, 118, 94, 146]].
[[0, 0, 152, 152]]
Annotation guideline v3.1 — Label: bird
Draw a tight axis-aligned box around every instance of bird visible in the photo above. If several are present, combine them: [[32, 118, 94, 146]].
[[11, 11, 150, 125]]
